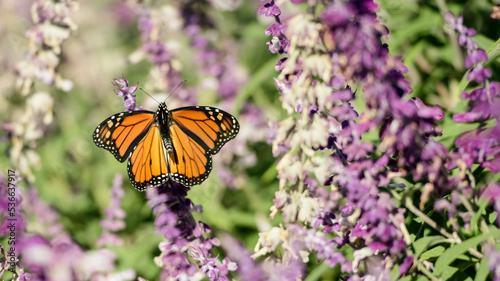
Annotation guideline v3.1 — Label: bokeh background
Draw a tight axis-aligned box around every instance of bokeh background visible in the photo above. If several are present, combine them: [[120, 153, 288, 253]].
[[1, 0, 500, 280]]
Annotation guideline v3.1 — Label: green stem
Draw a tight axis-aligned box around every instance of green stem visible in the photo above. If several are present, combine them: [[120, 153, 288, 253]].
[[415, 259, 441, 281], [394, 189, 484, 259], [403, 193, 458, 241]]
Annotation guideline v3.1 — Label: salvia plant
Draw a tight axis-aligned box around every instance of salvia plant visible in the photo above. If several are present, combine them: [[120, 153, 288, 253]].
[[1, 0, 500, 280]]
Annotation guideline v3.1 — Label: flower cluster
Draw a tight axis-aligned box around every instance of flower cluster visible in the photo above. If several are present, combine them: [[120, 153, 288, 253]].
[[0, 176, 135, 280], [259, 0, 288, 55], [220, 234, 265, 281], [189, 246, 237, 281], [181, 0, 246, 101], [16, 0, 77, 94], [444, 13, 500, 280], [113, 76, 142, 111], [97, 173, 127, 247], [8, 0, 78, 183], [257, 0, 467, 279], [485, 243, 500, 281], [258, 3, 500, 280], [1, 2, 141, 279], [146, 181, 236, 280], [132, 2, 196, 106], [444, 13, 500, 174]]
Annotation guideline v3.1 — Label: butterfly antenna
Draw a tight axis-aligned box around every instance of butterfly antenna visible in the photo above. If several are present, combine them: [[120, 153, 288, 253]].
[[164, 80, 187, 102], [139, 88, 160, 104]]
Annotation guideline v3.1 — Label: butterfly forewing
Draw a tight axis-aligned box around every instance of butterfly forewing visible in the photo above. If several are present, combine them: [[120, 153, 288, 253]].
[[170, 106, 240, 154], [93, 111, 155, 162]]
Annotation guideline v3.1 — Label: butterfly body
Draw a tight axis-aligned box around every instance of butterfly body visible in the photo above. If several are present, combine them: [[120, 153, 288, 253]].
[[93, 102, 239, 190]]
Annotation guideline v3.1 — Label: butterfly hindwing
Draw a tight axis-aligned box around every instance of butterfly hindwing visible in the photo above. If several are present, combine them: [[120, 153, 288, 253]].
[[93, 111, 155, 162], [127, 125, 169, 191], [168, 123, 213, 186]]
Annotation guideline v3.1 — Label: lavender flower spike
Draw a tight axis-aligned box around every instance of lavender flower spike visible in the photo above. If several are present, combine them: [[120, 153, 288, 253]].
[[97, 173, 127, 247], [445, 13, 500, 173], [112, 76, 141, 111]]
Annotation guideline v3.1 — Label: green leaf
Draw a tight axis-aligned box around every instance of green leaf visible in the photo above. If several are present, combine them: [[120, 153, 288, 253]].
[[470, 198, 489, 233], [457, 69, 472, 98], [440, 266, 459, 280], [474, 35, 495, 54], [489, 212, 498, 224], [441, 265, 472, 281], [412, 235, 446, 257], [435, 233, 493, 275], [488, 224, 500, 236], [421, 246, 445, 260], [483, 36, 500, 63]]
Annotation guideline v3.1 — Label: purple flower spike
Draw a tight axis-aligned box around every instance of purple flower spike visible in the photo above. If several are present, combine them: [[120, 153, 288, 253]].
[[258, 1, 485, 279], [220, 234, 265, 281], [259, 0, 289, 59], [19, 273, 32, 281], [188, 246, 236, 281], [411, 97, 444, 120], [399, 256, 414, 274], [265, 23, 286, 36], [466, 64, 492, 83], [112, 76, 140, 111], [143, 41, 172, 65], [258, 2, 281, 17], [446, 13, 500, 179], [453, 126, 500, 172], [465, 49, 488, 68], [146, 180, 232, 279], [8, 179, 134, 279], [97, 174, 127, 247]]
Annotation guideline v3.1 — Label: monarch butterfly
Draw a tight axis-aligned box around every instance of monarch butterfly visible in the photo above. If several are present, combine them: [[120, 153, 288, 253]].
[[93, 102, 239, 191]]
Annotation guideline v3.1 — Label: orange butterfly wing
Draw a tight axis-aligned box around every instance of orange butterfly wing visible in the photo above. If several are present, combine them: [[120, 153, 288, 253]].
[[127, 124, 169, 190], [93, 111, 155, 162], [168, 106, 239, 186]]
